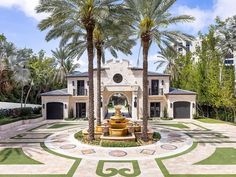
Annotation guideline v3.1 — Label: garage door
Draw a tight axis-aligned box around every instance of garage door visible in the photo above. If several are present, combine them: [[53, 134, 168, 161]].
[[46, 102, 64, 119], [174, 102, 190, 119]]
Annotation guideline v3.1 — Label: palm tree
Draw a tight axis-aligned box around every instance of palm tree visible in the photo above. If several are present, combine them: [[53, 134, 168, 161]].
[[124, 0, 194, 141], [37, 0, 122, 141], [93, 22, 135, 126], [154, 47, 179, 80], [64, 22, 135, 127], [52, 47, 80, 85]]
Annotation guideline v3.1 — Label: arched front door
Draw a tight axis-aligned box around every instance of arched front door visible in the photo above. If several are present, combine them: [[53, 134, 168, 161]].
[[46, 102, 64, 119], [173, 102, 190, 119]]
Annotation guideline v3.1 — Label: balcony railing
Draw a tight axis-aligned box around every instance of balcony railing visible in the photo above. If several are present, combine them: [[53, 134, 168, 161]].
[[149, 88, 163, 95], [77, 88, 88, 96]]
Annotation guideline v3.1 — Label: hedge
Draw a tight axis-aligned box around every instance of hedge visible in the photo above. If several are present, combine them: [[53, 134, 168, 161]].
[[0, 107, 41, 118]]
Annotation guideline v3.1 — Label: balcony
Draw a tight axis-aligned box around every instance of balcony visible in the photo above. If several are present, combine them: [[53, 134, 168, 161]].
[[76, 88, 88, 96], [149, 88, 164, 96]]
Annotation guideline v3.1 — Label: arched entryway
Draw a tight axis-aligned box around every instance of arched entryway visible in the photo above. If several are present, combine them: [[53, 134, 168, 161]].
[[106, 93, 131, 118]]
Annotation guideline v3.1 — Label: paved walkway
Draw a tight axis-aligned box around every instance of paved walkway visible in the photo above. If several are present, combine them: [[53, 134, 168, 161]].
[[0, 119, 236, 176]]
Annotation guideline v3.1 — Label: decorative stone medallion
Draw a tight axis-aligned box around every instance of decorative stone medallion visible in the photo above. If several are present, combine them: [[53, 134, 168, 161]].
[[109, 150, 127, 157], [140, 149, 156, 155], [60, 144, 76, 149], [81, 149, 96, 155], [161, 144, 178, 150]]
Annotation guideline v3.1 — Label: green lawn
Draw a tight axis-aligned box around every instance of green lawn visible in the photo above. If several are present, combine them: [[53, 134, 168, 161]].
[[195, 148, 236, 165], [159, 123, 189, 129], [48, 123, 75, 129], [197, 118, 236, 125], [0, 148, 42, 164]]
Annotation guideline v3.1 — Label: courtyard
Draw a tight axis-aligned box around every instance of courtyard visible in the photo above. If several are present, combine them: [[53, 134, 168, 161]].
[[0, 119, 236, 177]]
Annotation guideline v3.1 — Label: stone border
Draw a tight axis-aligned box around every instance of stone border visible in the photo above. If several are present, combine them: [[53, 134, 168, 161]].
[[0, 117, 44, 131]]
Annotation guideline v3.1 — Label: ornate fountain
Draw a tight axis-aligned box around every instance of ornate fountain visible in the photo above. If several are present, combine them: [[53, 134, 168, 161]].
[[108, 105, 129, 136]]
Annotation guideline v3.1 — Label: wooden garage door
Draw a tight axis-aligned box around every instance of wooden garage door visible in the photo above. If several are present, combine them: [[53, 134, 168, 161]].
[[174, 102, 190, 119], [46, 102, 63, 119]]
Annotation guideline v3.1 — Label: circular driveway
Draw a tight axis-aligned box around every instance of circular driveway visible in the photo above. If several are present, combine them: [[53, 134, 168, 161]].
[[45, 126, 193, 160]]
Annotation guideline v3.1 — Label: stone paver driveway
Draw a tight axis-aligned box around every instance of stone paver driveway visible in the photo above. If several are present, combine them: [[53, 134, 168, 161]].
[[0, 119, 236, 177]]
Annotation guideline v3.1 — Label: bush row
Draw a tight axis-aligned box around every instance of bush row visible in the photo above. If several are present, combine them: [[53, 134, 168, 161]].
[[0, 107, 41, 118]]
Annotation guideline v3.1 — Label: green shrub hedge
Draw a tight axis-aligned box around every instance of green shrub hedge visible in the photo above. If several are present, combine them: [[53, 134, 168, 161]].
[[101, 140, 139, 147], [0, 107, 41, 118]]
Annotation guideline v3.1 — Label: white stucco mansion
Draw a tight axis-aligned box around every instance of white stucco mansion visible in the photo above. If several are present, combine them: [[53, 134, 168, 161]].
[[41, 59, 196, 120]]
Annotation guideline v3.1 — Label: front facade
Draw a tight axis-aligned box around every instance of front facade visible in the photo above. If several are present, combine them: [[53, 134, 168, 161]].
[[41, 59, 196, 120]]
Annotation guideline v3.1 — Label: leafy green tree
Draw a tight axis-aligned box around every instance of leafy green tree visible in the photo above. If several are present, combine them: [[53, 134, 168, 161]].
[[124, 0, 194, 140]]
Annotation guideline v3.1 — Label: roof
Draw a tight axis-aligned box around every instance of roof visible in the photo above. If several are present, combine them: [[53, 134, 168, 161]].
[[147, 71, 170, 77], [40, 88, 71, 96], [67, 71, 88, 78], [67, 70, 170, 77], [166, 88, 197, 95]]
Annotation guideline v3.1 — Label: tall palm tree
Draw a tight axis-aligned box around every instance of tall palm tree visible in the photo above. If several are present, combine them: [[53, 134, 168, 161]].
[[154, 47, 179, 80], [124, 0, 194, 141], [93, 22, 135, 126], [52, 47, 80, 85], [37, 0, 122, 141]]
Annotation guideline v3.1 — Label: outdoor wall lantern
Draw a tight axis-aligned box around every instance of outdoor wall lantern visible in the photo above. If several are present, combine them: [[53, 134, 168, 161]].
[[134, 97, 137, 108], [170, 103, 173, 108], [87, 81, 89, 86], [65, 104, 67, 109], [162, 80, 164, 85], [72, 81, 75, 86], [193, 103, 195, 108], [42, 104, 45, 109]]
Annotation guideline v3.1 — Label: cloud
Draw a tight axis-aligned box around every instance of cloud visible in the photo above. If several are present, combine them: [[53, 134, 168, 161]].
[[0, 0, 47, 21], [174, 0, 236, 34]]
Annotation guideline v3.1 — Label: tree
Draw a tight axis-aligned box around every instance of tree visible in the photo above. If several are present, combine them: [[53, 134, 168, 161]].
[[124, 0, 194, 141], [37, 0, 121, 141], [154, 47, 179, 81], [52, 47, 79, 85]]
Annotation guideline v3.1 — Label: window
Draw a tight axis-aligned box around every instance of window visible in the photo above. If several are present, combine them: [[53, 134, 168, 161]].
[[186, 42, 191, 52], [151, 80, 159, 95], [113, 74, 123, 83], [178, 48, 183, 52], [77, 80, 85, 95]]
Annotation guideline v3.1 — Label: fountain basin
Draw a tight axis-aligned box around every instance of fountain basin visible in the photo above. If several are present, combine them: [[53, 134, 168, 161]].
[[109, 128, 128, 136], [110, 122, 127, 129], [100, 133, 136, 141]]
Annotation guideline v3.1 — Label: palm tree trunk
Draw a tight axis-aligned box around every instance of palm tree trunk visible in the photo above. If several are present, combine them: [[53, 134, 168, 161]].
[[86, 27, 95, 141], [142, 37, 149, 141], [96, 47, 102, 126], [20, 83, 24, 109], [24, 80, 33, 107]]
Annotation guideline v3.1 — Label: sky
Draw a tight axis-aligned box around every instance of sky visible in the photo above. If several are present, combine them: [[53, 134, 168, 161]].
[[0, 0, 236, 72]]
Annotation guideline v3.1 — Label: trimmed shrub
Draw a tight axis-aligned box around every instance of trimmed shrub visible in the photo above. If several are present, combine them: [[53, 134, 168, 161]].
[[101, 140, 139, 147], [0, 107, 41, 118]]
